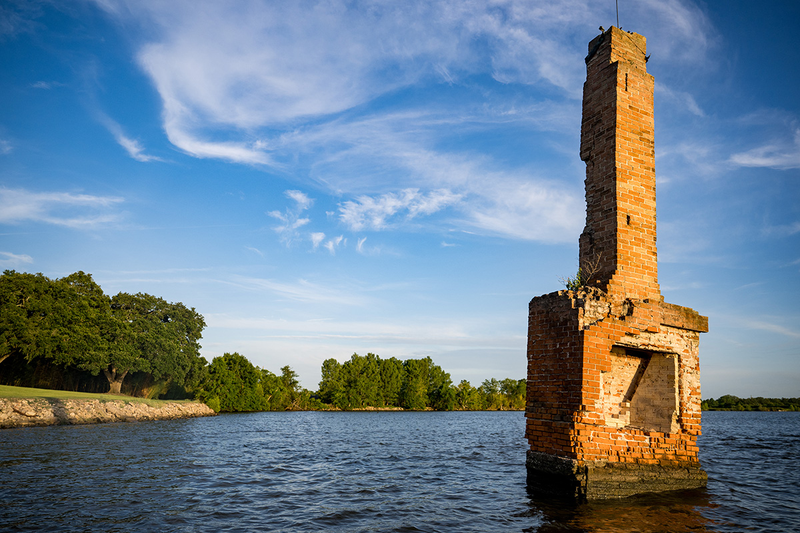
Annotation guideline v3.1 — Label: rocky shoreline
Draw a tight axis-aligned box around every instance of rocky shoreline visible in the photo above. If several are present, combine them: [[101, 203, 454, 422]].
[[0, 398, 216, 429]]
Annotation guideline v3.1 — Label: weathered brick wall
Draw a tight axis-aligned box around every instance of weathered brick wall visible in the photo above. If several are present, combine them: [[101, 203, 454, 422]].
[[579, 27, 659, 302], [574, 302, 703, 465], [527, 291, 704, 468], [526, 291, 584, 458]]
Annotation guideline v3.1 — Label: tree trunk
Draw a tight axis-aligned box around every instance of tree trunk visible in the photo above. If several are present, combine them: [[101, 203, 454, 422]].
[[103, 368, 128, 394]]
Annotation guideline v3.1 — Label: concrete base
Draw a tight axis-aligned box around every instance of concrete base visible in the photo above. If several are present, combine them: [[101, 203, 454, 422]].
[[526, 450, 707, 501]]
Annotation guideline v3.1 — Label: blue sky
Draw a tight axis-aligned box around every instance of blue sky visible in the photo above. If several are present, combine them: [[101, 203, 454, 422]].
[[1, 0, 798, 398]]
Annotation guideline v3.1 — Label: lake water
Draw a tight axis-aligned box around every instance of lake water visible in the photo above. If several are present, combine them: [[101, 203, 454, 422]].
[[1, 410, 798, 532]]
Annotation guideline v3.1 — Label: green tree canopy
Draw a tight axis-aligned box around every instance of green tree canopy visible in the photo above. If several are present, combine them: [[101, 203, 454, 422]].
[[315, 353, 520, 411], [0, 270, 113, 371], [102, 292, 206, 393], [427, 361, 455, 410], [0, 270, 60, 365], [379, 356, 403, 407], [0, 270, 206, 395], [455, 380, 483, 410], [318, 357, 345, 407], [201, 352, 266, 412]]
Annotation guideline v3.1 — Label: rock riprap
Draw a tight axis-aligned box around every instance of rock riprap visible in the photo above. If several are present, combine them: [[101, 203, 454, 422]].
[[0, 398, 215, 428]]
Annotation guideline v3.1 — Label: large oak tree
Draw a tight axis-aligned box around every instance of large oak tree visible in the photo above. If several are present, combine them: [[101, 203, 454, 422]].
[[0, 270, 206, 395]]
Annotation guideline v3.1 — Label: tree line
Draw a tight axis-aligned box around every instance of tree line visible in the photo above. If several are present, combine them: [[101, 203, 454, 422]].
[[0, 270, 525, 412], [319, 353, 525, 411], [702, 395, 800, 411], [197, 352, 322, 412], [192, 351, 525, 413]]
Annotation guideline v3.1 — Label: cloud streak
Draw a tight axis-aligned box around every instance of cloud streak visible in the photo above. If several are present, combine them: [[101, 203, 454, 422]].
[[30, 81, 64, 89], [228, 276, 367, 307], [739, 319, 800, 339], [96, 112, 162, 162], [730, 128, 800, 170], [206, 313, 522, 350], [0, 251, 33, 268], [655, 83, 705, 117], [93, 0, 713, 160], [0, 187, 124, 228]]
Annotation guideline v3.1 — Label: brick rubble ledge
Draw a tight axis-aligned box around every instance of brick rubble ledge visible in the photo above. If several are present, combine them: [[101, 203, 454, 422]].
[[0, 397, 216, 429]]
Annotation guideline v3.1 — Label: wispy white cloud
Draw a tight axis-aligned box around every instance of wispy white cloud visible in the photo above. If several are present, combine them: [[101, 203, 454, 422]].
[[0, 139, 11, 154], [324, 235, 345, 255], [387, 132, 583, 241], [657, 139, 726, 182], [627, 0, 716, 62], [353, 236, 393, 256], [340, 189, 462, 231], [762, 221, 800, 237], [206, 313, 519, 348], [462, 178, 583, 241], [93, 0, 713, 164], [729, 128, 800, 170], [655, 83, 704, 117], [160, 122, 273, 164], [245, 246, 264, 257], [228, 276, 366, 306], [268, 190, 313, 245], [0, 1, 43, 40], [739, 319, 800, 339], [96, 112, 162, 162], [0, 251, 33, 268], [0, 187, 124, 228], [285, 190, 313, 210], [287, 112, 583, 241], [310, 232, 325, 250], [30, 80, 64, 89], [269, 191, 355, 251]]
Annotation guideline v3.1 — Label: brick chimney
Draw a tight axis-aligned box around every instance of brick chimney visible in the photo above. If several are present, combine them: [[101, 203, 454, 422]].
[[579, 27, 660, 302], [524, 27, 708, 501]]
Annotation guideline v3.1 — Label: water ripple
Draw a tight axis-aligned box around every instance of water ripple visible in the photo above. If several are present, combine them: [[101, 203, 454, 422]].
[[1, 411, 798, 531]]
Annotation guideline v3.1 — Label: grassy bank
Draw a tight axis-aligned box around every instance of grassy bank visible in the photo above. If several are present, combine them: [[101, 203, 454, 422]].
[[0, 385, 195, 407]]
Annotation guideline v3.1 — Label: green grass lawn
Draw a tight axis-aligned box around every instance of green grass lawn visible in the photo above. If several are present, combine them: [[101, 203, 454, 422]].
[[0, 385, 194, 406]]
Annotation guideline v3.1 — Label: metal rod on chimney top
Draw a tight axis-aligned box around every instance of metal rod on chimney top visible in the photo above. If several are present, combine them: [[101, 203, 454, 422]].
[[616, 0, 620, 28]]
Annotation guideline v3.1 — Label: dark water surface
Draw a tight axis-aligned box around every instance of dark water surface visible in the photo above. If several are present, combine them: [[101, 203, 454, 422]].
[[1, 410, 798, 532]]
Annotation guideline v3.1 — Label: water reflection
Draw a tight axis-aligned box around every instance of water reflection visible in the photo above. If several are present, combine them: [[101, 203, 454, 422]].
[[521, 488, 720, 533]]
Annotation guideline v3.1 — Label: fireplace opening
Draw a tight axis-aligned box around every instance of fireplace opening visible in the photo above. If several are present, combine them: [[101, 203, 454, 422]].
[[601, 346, 679, 434]]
